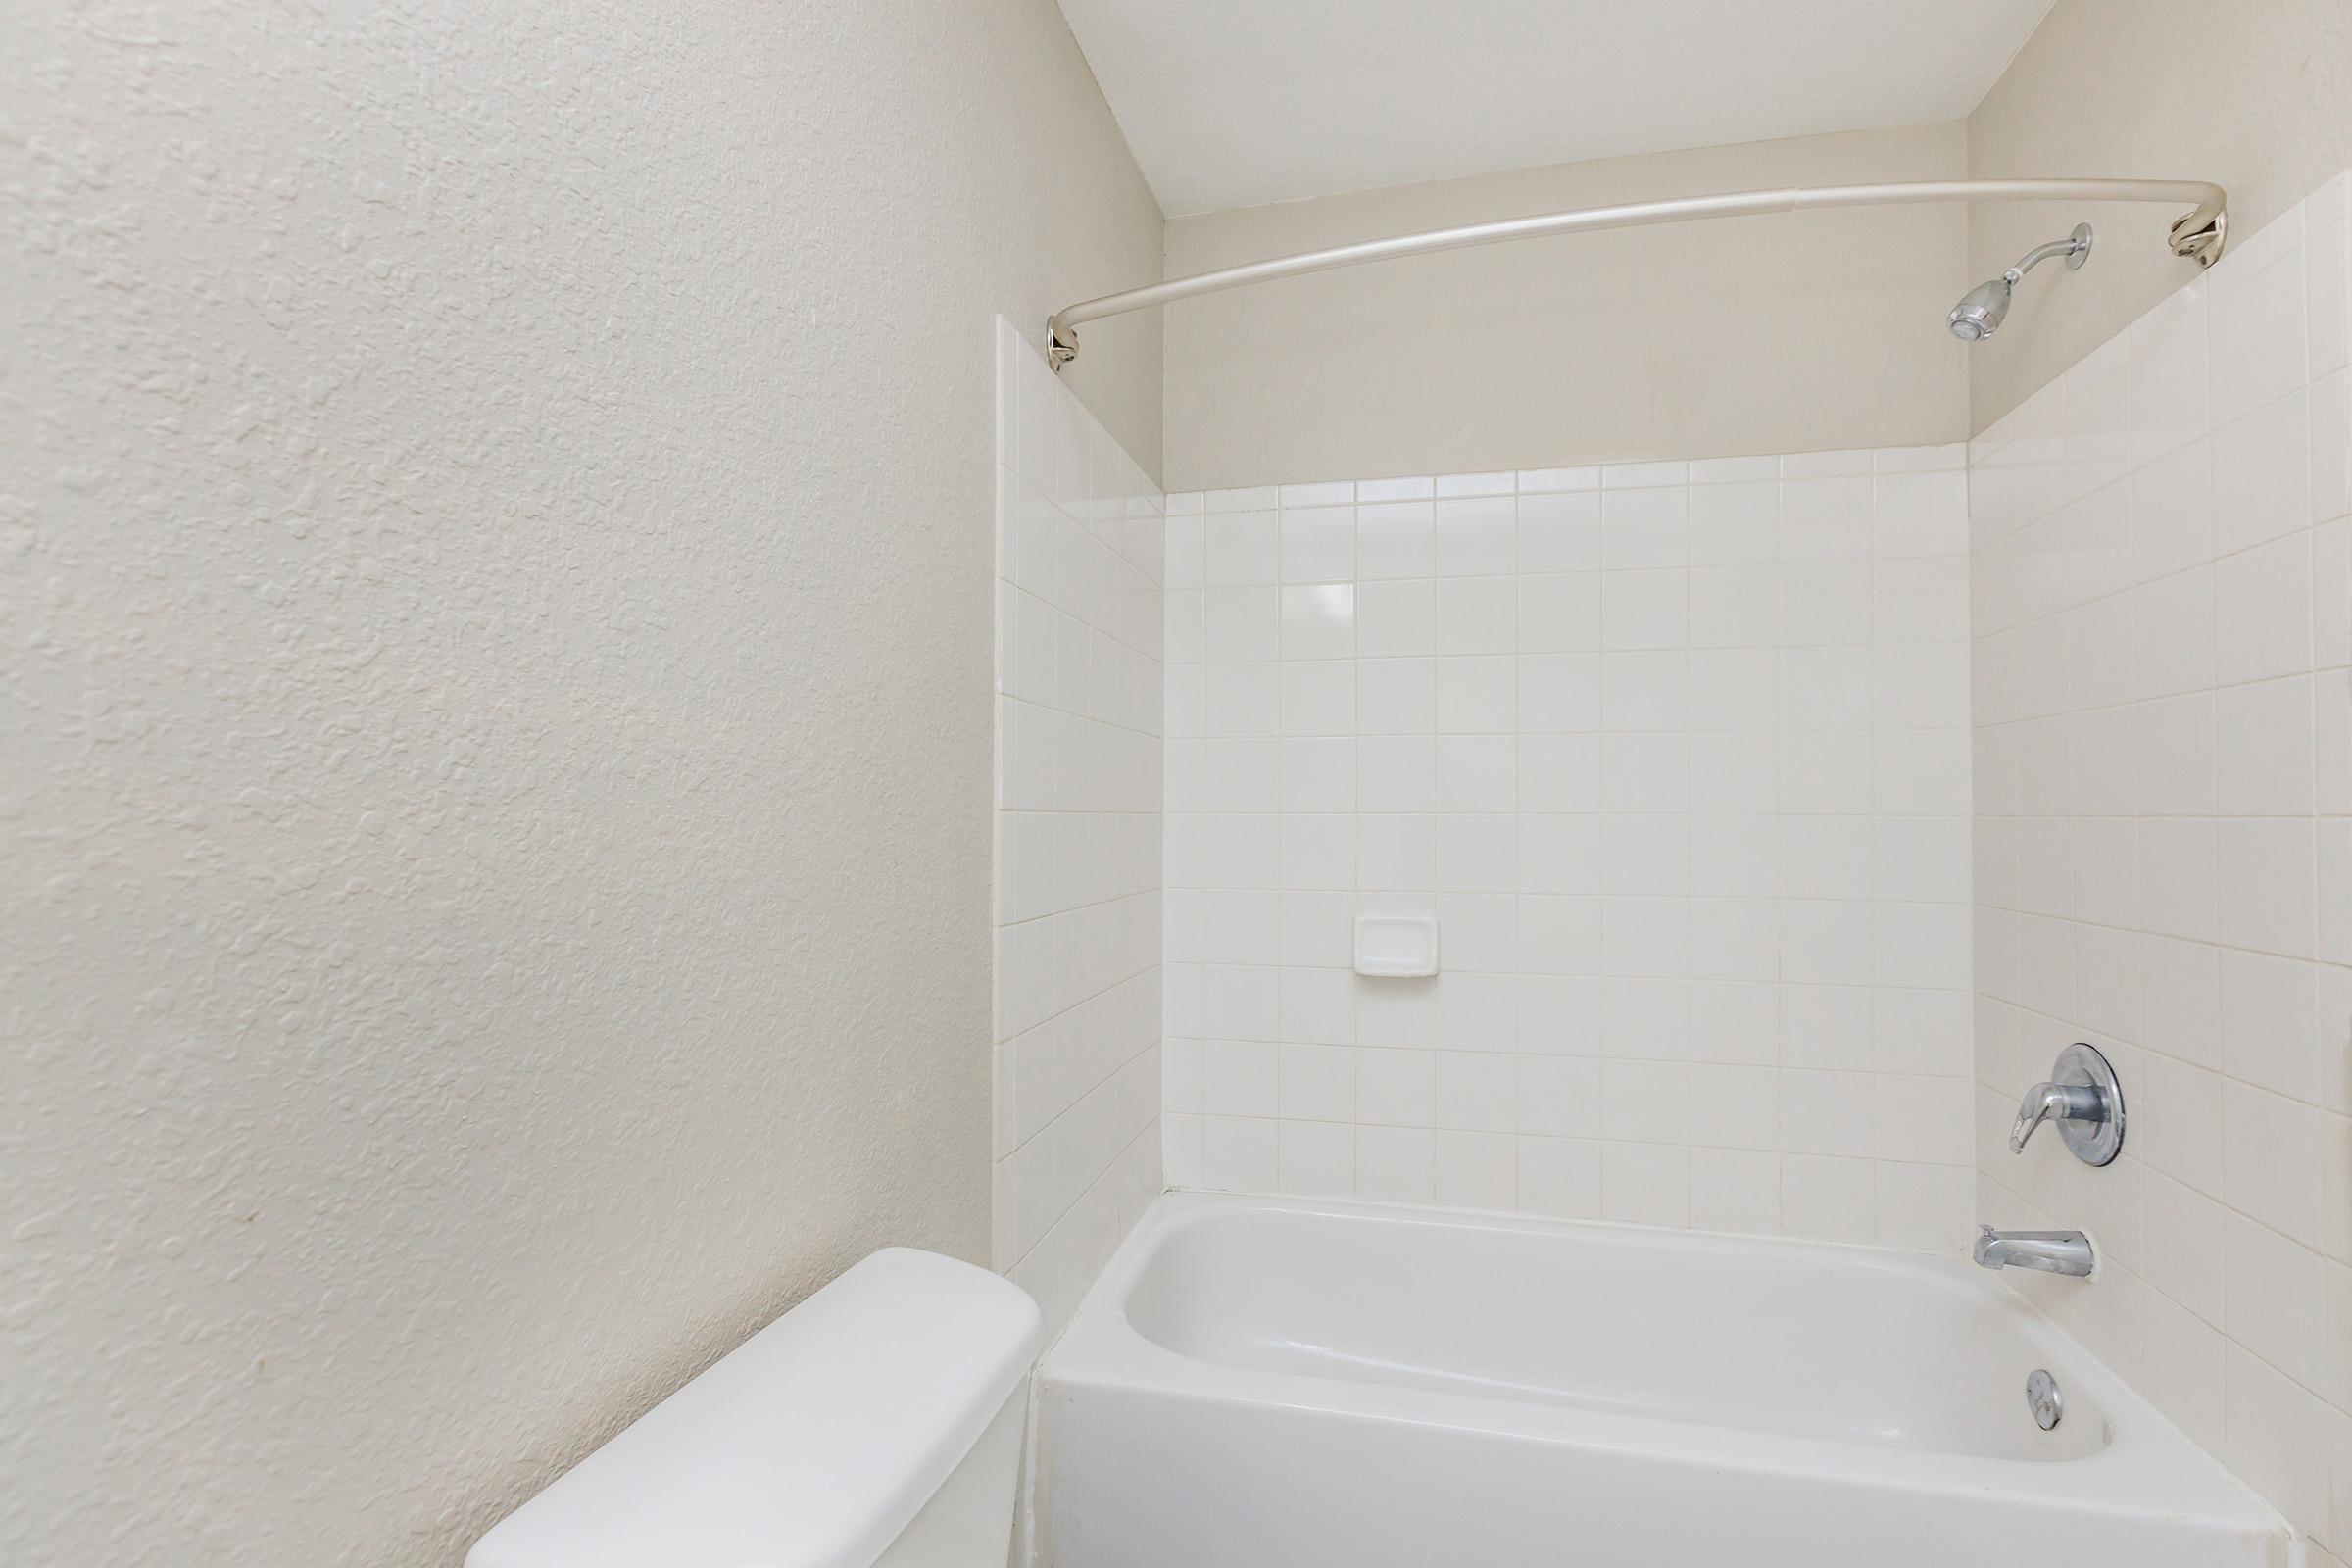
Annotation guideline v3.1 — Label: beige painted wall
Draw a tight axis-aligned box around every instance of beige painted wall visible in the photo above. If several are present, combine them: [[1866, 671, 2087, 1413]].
[[1967, 0, 2352, 431], [1161, 124, 1973, 491], [0, 3, 1158, 1565]]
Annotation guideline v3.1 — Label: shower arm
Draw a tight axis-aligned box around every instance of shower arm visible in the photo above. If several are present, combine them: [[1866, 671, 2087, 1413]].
[[1045, 177, 2227, 370], [2002, 231, 2094, 283]]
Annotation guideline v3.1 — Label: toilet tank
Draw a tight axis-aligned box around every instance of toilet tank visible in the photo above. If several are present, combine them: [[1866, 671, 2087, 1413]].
[[467, 1249, 1043, 1568]]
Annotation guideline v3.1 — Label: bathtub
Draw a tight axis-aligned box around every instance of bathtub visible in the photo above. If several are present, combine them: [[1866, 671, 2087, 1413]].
[[1032, 1194, 2290, 1568]]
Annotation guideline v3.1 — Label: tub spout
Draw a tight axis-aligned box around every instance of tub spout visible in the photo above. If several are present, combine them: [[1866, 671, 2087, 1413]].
[[1973, 1225, 2094, 1278]]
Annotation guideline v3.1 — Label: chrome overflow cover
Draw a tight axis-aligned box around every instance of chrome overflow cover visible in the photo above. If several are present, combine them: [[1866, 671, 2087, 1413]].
[[2026, 1369, 2063, 1431]]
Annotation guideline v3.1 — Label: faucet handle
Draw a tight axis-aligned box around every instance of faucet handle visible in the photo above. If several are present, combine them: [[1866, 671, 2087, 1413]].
[[2009, 1081, 2101, 1152], [2007, 1044, 2126, 1166]]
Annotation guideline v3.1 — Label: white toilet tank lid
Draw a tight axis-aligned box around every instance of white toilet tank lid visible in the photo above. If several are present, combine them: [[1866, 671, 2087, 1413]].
[[466, 1248, 1043, 1568]]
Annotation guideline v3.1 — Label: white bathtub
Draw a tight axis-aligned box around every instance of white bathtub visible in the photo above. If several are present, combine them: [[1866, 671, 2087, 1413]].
[[1032, 1194, 2290, 1568]]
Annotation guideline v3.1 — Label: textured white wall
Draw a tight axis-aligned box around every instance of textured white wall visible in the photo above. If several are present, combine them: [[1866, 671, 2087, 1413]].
[[0, 3, 1160, 1565], [1160, 124, 1972, 492]]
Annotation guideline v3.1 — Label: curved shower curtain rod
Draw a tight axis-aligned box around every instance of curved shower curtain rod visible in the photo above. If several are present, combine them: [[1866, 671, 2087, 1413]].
[[1044, 177, 2228, 370]]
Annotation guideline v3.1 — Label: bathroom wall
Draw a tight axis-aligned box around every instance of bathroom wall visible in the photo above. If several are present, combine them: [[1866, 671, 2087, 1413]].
[[1161, 447, 1979, 1248], [0, 4, 1161, 1565], [1966, 0, 2352, 433], [1161, 123, 1971, 490], [993, 320, 1165, 1333], [1970, 178, 2352, 1563]]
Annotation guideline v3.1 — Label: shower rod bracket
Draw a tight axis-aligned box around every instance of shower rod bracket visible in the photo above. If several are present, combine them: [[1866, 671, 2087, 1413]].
[[1046, 176, 2230, 371], [2170, 207, 2228, 269]]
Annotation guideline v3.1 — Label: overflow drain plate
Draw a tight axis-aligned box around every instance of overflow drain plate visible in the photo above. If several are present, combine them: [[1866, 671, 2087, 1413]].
[[2026, 1369, 2063, 1431]]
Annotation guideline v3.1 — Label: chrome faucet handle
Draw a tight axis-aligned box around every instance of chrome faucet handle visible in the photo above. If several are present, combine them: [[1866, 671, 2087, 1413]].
[[2009, 1081, 2104, 1153], [2007, 1043, 2126, 1166]]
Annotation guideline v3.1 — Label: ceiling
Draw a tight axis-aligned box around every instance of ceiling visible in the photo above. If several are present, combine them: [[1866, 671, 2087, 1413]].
[[1056, 0, 2056, 216]]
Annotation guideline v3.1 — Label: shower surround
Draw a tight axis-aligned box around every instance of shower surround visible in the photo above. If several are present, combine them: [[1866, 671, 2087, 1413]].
[[1161, 445, 1978, 1248], [1006, 165, 2352, 1568], [993, 319, 1165, 1333], [1969, 178, 2352, 1558], [1137, 173, 2352, 1563]]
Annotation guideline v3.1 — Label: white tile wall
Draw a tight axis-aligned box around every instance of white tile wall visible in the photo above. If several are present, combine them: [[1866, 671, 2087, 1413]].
[[1162, 442, 1979, 1250], [993, 318, 1162, 1332], [1970, 175, 2352, 1566]]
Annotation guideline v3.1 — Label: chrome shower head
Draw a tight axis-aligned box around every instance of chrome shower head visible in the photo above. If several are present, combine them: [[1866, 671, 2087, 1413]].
[[1948, 277, 2013, 341], [1949, 222, 2093, 344]]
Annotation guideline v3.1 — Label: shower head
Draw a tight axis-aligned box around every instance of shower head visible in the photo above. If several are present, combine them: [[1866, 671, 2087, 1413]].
[[1949, 222, 2094, 343], [1947, 277, 2013, 342]]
